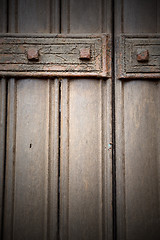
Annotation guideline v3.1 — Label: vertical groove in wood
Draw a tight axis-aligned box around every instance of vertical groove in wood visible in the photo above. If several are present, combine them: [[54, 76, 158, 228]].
[[114, 0, 126, 238], [0, 0, 8, 237], [3, 79, 59, 240], [0, 78, 7, 238], [8, 0, 60, 34], [61, 0, 70, 33], [157, 0, 160, 32], [61, 0, 111, 34], [3, 78, 17, 240], [115, 1, 160, 240], [114, 0, 123, 35], [60, 79, 69, 240], [60, 79, 112, 240], [123, 0, 157, 33], [99, 79, 113, 240], [0, 0, 7, 32], [48, 79, 59, 240], [8, 0, 17, 33], [50, 0, 60, 33], [99, 80, 103, 240], [44, 80, 50, 240], [60, 1, 112, 240], [102, 79, 112, 240], [101, 0, 104, 33], [102, 0, 112, 33], [17, 0, 50, 33], [115, 81, 126, 240]]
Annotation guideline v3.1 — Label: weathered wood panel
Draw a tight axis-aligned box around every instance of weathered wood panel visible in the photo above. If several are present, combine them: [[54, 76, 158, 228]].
[[123, 0, 157, 33], [0, 34, 110, 78], [8, 0, 60, 33], [3, 1, 60, 239], [61, 0, 111, 34], [60, 79, 112, 240], [115, 0, 160, 240], [0, 1, 7, 237], [0, 79, 6, 237], [158, 1, 160, 32], [60, 1, 112, 239], [0, 0, 7, 33], [124, 81, 160, 240], [3, 79, 59, 240]]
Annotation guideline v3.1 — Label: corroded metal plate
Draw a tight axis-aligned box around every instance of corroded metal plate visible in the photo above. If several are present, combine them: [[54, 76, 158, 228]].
[[0, 34, 111, 78], [118, 35, 160, 79]]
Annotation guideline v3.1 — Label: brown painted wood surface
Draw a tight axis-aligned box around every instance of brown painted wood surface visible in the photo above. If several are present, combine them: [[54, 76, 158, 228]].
[[115, 0, 160, 240]]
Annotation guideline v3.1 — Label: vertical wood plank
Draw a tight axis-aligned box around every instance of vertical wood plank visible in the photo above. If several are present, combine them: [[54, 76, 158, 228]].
[[3, 79, 17, 240], [61, 0, 111, 33], [17, 0, 50, 33], [60, 79, 112, 240], [0, 0, 7, 32], [123, 0, 157, 33], [3, 79, 59, 240], [60, 79, 69, 240], [8, 0, 17, 33], [0, 79, 7, 237], [123, 81, 160, 240], [48, 79, 59, 240], [5, 1, 60, 239], [60, 1, 112, 240], [0, 0, 7, 235], [157, 0, 160, 32], [50, 0, 60, 33], [115, 1, 160, 240], [8, 0, 60, 33]]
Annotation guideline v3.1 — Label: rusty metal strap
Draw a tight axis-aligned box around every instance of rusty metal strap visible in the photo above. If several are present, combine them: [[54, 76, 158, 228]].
[[118, 34, 160, 79], [0, 34, 111, 78]]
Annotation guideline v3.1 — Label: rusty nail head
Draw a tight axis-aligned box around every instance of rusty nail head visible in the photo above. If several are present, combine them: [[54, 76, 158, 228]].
[[79, 48, 91, 60], [137, 49, 149, 62], [27, 48, 39, 61]]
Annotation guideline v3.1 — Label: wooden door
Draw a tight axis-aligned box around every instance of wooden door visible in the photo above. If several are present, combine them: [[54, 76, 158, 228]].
[[0, 1, 159, 240], [0, 1, 112, 240]]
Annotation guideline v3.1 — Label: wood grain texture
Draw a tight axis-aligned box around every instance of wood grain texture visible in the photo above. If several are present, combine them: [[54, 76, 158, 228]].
[[124, 81, 160, 240], [3, 79, 59, 240], [60, 1, 112, 239], [157, 0, 160, 32], [0, 0, 7, 33], [0, 0, 7, 235], [115, 0, 160, 240], [60, 79, 112, 240], [8, 0, 60, 33], [123, 0, 157, 33], [61, 0, 111, 33], [3, 1, 60, 239], [0, 79, 6, 237], [3, 79, 17, 240]]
